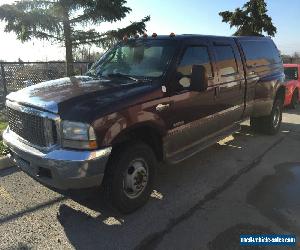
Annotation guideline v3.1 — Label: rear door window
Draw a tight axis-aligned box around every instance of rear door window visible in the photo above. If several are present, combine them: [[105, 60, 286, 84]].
[[214, 45, 238, 76]]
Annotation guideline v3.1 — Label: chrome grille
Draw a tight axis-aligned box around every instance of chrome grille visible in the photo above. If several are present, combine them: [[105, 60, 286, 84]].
[[7, 107, 57, 147]]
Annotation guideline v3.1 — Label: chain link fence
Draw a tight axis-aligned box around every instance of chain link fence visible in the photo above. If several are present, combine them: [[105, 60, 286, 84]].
[[282, 57, 300, 64], [0, 61, 90, 109]]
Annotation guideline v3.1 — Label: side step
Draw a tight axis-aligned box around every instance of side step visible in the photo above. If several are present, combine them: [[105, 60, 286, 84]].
[[166, 123, 241, 164]]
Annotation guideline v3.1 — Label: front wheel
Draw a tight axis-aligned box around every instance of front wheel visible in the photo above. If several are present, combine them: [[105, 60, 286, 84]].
[[250, 98, 283, 135], [103, 142, 157, 214]]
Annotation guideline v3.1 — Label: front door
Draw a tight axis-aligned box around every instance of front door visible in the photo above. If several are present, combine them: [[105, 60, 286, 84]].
[[164, 39, 220, 157]]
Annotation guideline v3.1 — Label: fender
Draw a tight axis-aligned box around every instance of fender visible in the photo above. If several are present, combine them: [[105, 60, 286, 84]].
[[93, 108, 167, 147], [251, 70, 285, 117]]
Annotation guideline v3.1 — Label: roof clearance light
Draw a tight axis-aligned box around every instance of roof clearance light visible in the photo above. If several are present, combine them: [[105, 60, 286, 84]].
[[143, 33, 148, 38], [170, 32, 175, 37], [152, 33, 158, 38], [123, 35, 128, 42]]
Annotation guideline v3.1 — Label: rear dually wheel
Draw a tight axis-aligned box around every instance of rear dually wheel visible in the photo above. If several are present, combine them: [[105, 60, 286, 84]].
[[250, 98, 283, 135]]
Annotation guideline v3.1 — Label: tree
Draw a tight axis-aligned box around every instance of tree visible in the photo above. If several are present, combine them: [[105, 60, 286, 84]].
[[293, 52, 300, 59], [73, 46, 102, 62], [219, 0, 277, 37], [0, 0, 150, 76], [281, 52, 300, 64]]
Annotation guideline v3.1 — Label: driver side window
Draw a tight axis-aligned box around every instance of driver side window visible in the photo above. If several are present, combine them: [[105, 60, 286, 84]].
[[177, 46, 212, 88]]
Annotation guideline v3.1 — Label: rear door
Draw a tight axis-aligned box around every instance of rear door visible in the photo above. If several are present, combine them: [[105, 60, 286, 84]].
[[210, 38, 245, 126]]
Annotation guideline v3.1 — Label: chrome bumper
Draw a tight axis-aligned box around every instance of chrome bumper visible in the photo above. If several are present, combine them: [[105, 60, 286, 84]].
[[3, 128, 112, 190]]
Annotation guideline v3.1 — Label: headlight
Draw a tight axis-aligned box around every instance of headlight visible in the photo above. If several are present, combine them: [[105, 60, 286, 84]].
[[61, 121, 97, 150]]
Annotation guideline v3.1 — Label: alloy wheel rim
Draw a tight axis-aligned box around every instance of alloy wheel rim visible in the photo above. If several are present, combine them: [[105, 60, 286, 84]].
[[123, 158, 149, 199], [273, 106, 280, 128]]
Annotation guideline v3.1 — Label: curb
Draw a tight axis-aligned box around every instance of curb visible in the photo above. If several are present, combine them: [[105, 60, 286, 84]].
[[0, 155, 14, 170]]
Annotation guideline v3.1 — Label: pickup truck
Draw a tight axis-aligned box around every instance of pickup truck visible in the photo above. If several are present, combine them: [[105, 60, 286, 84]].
[[283, 64, 300, 108], [3, 34, 285, 213]]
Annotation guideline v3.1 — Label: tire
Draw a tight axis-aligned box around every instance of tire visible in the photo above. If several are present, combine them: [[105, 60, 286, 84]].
[[250, 116, 262, 132], [290, 90, 299, 109], [250, 98, 283, 135], [103, 142, 157, 214]]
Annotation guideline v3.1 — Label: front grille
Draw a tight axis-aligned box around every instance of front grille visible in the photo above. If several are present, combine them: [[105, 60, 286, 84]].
[[7, 107, 57, 147]]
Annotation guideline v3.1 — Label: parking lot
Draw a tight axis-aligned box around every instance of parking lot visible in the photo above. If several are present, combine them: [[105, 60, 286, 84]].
[[0, 108, 300, 250]]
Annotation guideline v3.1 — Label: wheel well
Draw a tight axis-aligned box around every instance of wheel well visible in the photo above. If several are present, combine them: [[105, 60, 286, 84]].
[[275, 86, 285, 103], [111, 125, 164, 162]]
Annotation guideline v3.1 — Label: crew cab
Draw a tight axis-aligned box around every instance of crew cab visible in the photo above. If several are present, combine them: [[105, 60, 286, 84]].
[[3, 34, 285, 213], [283, 64, 300, 108]]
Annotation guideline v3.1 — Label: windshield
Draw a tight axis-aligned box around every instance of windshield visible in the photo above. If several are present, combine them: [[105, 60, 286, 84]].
[[87, 40, 177, 79], [284, 67, 298, 81]]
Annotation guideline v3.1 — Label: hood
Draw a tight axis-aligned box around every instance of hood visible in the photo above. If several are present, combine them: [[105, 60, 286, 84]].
[[7, 76, 111, 113], [7, 76, 162, 122]]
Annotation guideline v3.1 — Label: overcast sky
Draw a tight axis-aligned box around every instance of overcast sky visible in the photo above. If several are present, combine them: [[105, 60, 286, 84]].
[[0, 0, 299, 62]]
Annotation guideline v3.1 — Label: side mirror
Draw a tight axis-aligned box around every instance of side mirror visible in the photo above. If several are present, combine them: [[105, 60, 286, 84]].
[[190, 65, 208, 92]]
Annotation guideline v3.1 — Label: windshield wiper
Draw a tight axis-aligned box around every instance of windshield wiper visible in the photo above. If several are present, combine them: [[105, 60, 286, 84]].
[[85, 71, 100, 78], [86, 72, 113, 81], [107, 73, 153, 84], [106, 73, 141, 82]]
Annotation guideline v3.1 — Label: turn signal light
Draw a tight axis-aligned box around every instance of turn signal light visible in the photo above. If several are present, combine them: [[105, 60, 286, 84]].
[[123, 35, 128, 42], [89, 140, 98, 149]]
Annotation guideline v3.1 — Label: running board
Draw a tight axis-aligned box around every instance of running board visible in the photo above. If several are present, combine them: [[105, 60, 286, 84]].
[[166, 124, 241, 164]]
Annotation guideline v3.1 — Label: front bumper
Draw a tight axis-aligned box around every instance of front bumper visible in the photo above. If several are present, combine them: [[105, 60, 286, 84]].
[[3, 128, 112, 190]]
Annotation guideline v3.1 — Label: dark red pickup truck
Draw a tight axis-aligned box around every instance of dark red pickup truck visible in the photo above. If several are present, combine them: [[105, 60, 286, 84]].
[[4, 34, 285, 213]]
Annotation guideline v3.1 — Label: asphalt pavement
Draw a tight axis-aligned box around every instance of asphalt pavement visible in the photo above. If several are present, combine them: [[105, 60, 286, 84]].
[[0, 108, 300, 250]]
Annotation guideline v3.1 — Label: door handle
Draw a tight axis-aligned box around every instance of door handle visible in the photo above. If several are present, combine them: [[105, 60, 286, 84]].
[[156, 103, 170, 112]]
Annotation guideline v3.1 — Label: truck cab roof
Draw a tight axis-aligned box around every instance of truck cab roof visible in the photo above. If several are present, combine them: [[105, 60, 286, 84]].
[[126, 34, 273, 42]]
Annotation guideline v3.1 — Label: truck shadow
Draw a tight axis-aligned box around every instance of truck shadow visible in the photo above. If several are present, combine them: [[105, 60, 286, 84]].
[[55, 121, 298, 249], [0, 166, 19, 178]]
